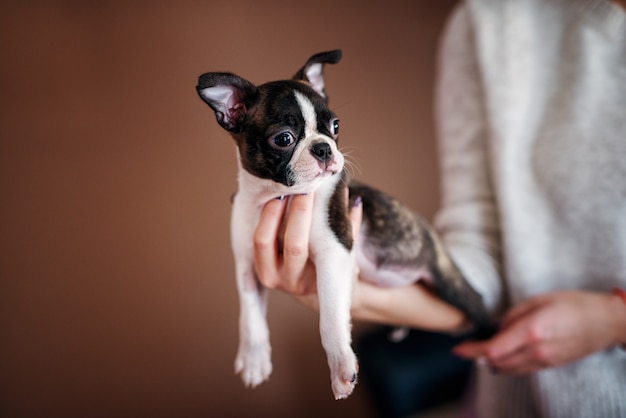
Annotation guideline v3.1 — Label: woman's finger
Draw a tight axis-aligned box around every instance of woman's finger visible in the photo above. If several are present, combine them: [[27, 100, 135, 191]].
[[253, 197, 288, 288], [282, 194, 315, 291], [487, 345, 548, 374], [349, 195, 363, 241], [454, 315, 531, 362]]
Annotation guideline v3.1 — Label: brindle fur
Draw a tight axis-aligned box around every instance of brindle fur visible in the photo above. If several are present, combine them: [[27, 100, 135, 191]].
[[330, 179, 495, 338]]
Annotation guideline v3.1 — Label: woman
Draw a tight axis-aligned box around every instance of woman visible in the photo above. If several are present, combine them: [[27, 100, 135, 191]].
[[254, 0, 626, 416]]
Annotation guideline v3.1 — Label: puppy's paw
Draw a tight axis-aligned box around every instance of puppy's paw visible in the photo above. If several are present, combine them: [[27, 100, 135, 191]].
[[329, 352, 359, 400], [234, 343, 272, 388]]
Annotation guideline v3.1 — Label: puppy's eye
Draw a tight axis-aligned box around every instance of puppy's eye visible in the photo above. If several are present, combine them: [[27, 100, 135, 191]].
[[331, 119, 340, 135], [272, 132, 295, 148]]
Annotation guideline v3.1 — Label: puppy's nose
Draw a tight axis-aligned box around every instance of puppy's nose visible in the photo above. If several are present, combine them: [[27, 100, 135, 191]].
[[311, 142, 332, 163]]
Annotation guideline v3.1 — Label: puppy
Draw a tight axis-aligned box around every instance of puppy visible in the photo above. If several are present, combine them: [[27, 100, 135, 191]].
[[196, 50, 493, 400]]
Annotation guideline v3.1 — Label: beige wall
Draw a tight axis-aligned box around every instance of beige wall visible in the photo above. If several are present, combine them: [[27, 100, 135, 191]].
[[0, 1, 457, 417]]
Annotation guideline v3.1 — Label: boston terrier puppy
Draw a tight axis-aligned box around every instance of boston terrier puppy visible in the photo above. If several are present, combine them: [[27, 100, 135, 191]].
[[196, 50, 493, 400]]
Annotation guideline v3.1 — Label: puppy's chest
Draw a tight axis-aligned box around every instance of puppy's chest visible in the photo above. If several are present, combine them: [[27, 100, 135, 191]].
[[309, 175, 353, 253]]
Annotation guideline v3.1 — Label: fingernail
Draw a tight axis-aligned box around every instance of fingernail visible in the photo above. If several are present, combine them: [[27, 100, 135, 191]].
[[353, 195, 362, 207]]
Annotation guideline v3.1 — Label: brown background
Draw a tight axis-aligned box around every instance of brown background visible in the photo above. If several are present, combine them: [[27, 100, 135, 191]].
[[0, 1, 457, 417]]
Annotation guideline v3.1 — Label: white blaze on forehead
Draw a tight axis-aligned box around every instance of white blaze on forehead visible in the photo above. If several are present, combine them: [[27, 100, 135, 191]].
[[294, 91, 318, 136], [288, 90, 344, 189]]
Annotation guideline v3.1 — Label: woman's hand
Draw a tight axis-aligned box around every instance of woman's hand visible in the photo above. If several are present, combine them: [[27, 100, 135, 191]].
[[254, 194, 318, 296], [253, 192, 363, 311], [453, 290, 626, 374]]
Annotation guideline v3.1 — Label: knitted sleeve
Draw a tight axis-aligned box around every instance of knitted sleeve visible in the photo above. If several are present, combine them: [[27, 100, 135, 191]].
[[433, 3, 505, 314]]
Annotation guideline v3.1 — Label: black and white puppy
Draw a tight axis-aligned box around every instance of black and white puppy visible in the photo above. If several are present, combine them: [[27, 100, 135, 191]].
[[196, 50, 493, 400]]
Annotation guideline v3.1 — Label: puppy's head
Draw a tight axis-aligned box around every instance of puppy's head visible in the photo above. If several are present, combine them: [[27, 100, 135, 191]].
[[196, 50, 344, 188]]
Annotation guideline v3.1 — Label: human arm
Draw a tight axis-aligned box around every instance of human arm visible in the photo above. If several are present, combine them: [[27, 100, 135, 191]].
[[433, 4, 504, 314], [253, 193, 468, 333], [350, 279, 468, 331]]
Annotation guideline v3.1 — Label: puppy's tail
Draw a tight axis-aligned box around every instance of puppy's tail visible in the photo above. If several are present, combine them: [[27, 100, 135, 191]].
[[425, 230, 497, 340]]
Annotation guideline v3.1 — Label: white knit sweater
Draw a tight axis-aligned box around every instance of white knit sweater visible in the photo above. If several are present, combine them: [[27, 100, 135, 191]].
[[433, 0, 626, 416]]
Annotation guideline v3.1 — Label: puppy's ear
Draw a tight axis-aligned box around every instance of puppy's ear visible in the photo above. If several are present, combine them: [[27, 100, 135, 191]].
[[196, 73, 258, 133], [293, 49, 342, 101]]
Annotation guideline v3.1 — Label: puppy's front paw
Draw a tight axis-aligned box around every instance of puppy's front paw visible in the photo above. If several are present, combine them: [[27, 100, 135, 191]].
[[329, 352, 359, 400], [234, 343, 272, 388]]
